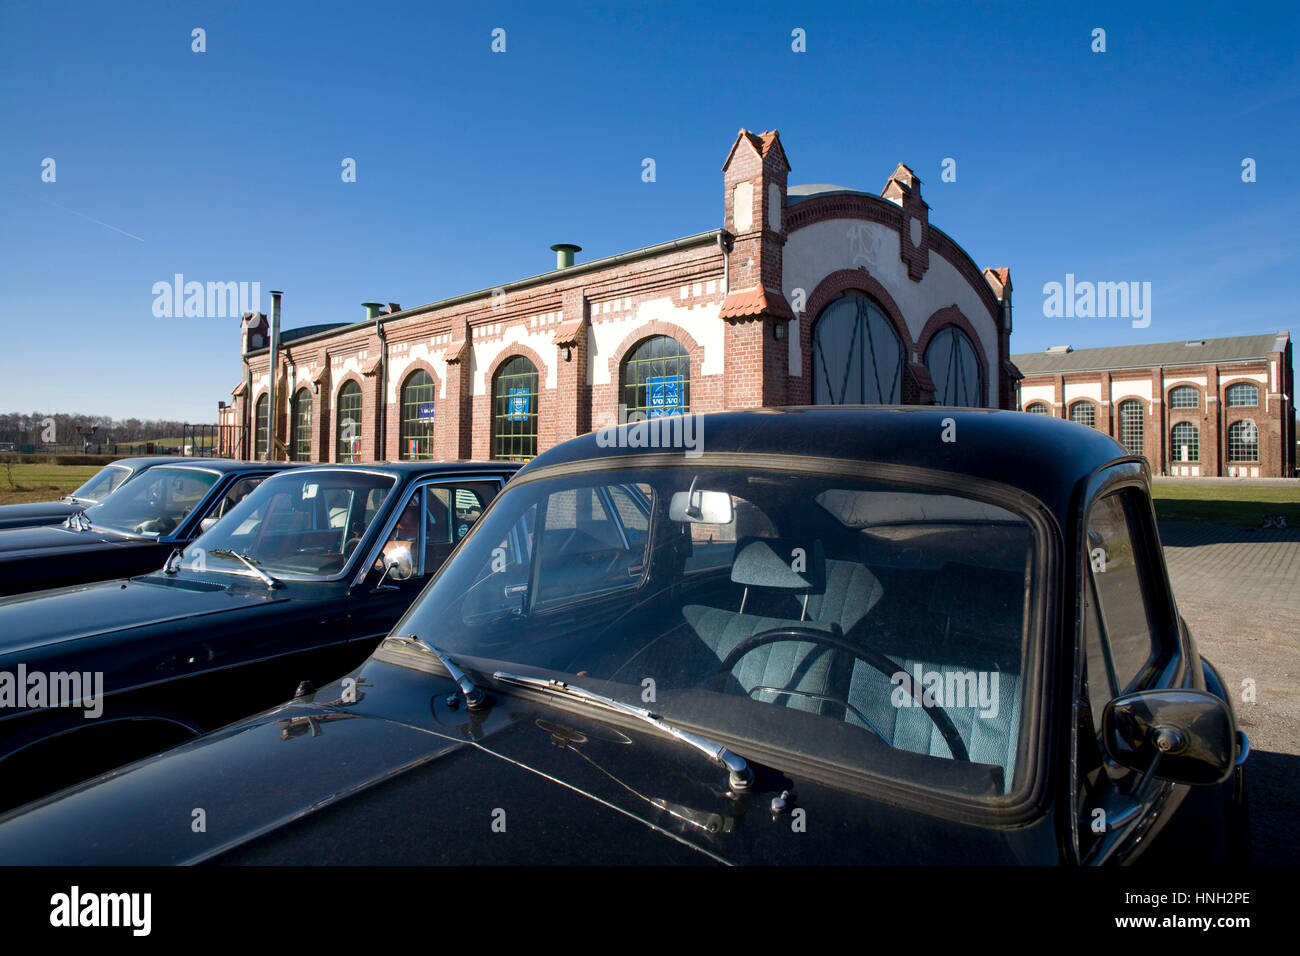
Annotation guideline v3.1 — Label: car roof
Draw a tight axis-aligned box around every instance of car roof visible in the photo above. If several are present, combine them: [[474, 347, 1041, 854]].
[[521, 406, 1136, 524], [135, 459, 301, 474], [262, 461, 521, 478]]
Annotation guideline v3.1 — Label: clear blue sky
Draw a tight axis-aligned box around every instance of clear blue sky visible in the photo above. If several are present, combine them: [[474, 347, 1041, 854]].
[[1, 0, 1295, 422]]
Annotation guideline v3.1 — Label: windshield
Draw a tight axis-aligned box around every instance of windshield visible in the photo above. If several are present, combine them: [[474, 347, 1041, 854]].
[[188, 470, 396, 578], [397, 462, 1040, 800], [82, 466, 218, 536], [68, 464, 133, 502]]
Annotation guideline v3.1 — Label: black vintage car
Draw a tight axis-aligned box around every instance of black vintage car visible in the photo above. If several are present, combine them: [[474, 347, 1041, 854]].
[[0, 459, 293, 597], [0, 409, 1248, 864], [0, 456, 178, 531], [0, 461, 517, 810]]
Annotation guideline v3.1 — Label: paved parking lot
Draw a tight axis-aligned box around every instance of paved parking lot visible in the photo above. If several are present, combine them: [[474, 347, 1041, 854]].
[[1160, 522, 1300, 865]]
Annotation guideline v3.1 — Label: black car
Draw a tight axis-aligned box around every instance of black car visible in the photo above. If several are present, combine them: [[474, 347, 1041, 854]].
[[0, 461, 517, 810], [0, 408, 1248, 864], [0, 459, 294, 597], [0, 456, 178, 531]]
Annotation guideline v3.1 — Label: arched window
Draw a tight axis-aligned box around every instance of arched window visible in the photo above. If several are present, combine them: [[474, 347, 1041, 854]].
[[1025, 403, 1049, 415], [1227, 420, 1259, 462], [812, 293, 903, 405], [492, 356, 538, 461], [290, 388, 312, 462], [336, 380, 362, 463], [1226, 383, 1258, 407], [924, 326, 981, 407], [1169, 385, 1198, 409], [1069, 401, 1096, 429], [621, 336, 690, 417], [400, 369, 436, 460], [1118, 400, 1144, 457], [1170, 422, 1199, 462], [254, 393, 269, 460]]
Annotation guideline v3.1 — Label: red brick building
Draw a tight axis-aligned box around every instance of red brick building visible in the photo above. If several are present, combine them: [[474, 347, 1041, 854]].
[[1014, 333, 1295, 478], [230, 129, 1017, 463]]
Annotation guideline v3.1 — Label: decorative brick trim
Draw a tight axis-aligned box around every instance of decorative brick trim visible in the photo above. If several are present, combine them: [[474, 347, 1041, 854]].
[[785, 194, 1002, 321], [606, 320, 705, 386]]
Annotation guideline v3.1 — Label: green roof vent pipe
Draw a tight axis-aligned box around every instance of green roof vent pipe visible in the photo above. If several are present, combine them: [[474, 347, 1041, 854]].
[[362, 302, 384, 320], [550, 244, 581, 270]]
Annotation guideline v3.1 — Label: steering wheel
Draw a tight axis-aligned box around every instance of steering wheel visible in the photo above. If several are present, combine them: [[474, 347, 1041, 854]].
[[713, 626, 969, 762]]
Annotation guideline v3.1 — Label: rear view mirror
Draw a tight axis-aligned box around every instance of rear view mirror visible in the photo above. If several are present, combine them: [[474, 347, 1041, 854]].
[[669, 490, 733, 525], [1102, 689, 1237, 786]]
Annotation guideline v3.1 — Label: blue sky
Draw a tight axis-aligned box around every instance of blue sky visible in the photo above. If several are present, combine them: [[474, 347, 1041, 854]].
[[1, 0, 1295, 421]]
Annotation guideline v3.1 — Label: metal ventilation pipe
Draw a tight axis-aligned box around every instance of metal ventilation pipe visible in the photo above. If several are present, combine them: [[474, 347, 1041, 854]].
[[362, 302, 384, 320], [267, 291, 283, 461], [550, 244, 581, 270]]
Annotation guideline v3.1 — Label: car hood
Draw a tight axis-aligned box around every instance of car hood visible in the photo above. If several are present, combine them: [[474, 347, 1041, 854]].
[[0, 574, 291, 660], [0, 501, 80, 530], [0, 655, 1055, 865], [0, 523, 144, 558]]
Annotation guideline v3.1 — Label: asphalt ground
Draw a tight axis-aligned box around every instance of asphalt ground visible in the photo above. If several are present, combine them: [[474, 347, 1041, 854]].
[[1160, 521, 1300, 865]]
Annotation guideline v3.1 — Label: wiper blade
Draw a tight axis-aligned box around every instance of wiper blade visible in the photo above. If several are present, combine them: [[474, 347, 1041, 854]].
[[208, 548, 281, 589], [385, 635, 486, 710], [492, 671, 753, 792]]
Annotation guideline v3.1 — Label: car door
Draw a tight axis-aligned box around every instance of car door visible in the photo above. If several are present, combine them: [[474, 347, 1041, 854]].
[[347, 474, 510, 645], [1071, 467, 1185, 864]]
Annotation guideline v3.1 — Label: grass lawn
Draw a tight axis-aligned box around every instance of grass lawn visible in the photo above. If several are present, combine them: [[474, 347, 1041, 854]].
[[1151, 481, 1300, 527], [0, 463, 100, 505]]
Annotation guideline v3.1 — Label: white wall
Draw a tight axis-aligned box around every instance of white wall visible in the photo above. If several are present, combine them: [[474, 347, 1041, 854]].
[[783, 218, 999, 406]]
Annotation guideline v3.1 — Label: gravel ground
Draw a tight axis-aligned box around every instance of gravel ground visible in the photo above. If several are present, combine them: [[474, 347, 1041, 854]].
[[1161, 522, 1300, 865]]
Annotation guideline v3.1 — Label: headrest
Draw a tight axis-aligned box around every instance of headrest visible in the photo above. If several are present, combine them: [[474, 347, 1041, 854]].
[[731, 537, 825, 591]]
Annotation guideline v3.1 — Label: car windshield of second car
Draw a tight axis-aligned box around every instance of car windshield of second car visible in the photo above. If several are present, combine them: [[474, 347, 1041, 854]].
[[398, 463, 1040, 799], [82, 467, 218, 536], [190, 471, 396, 577]]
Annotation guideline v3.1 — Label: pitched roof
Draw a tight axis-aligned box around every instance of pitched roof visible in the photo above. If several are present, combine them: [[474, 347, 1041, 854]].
[[722, 129, 791, 172], [1012, 333, 1287, 375], [718, 285, 795, 321]]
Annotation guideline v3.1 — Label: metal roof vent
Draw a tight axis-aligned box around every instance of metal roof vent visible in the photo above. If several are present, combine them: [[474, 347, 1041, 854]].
[[1045, 345, 1073, 354], [550, 244, 581, 269], [1185, 340, 1205, 347]]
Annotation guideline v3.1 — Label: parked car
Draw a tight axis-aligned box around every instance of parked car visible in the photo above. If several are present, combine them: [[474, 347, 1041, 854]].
[[0, 460, 518, 810], [0, 460, 299, 597], [0, 408, 1248, 864], [0, 456, 178, 531]]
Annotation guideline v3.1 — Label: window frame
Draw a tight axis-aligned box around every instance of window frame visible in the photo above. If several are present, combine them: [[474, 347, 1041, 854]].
[[290, 388, 312, 462], [811, 292, 904, 406], [620, 335, 691, 418], [924, 325, 983, 407], [399, 369, 437, 461], [1117, 400, 1144, 457], [1068, 401, 1097, 429], [491, 355, 539, 462], [1225, 383, 1259, 408], [336, 380, 363, 463], [1168, 385, 1198, 409], [1226, 419, 1259, 462], [1169, 421, 1199, 463]]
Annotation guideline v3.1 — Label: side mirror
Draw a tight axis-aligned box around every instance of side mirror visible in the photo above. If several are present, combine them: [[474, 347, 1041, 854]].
[[373, 547, 414, 589], [1102, 689, 1237, 786], [199, 517, 219, 533]]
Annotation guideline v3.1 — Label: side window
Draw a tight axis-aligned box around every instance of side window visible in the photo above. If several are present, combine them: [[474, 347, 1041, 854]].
[[424, 481, 500, 571], [535, 484, 653, 605], [1085, 491, 1161, 698], [211, 476, 265, 520]]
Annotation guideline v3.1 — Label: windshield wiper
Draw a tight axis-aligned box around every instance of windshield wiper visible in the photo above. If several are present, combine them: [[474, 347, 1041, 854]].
[[385, 635, 487, 710], [208, 548, 281, 589], [492, 671, 753, 792]]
